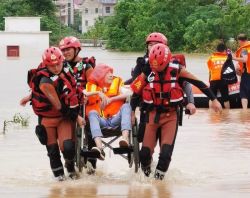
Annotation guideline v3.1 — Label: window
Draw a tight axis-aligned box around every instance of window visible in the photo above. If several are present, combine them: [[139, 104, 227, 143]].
[[7, 46, 19, 57], [85, 8, 88, 13], [105, 6, 110, 14], [95, 8, 98, 13], [85, 20, 88, 26]]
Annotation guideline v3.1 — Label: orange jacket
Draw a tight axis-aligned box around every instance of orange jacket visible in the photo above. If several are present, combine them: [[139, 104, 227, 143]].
[[207, 52, 227, 81], [86, 76, 125, 118], [235, 41, 250, 74]]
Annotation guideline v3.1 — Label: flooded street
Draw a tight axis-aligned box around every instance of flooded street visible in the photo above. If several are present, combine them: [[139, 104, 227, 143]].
[[0, 48, 250, 197]]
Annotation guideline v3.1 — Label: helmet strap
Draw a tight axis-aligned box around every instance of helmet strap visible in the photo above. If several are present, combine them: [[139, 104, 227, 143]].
[[145, 45, 149, 56], [75, 48, 80, 56], [69, 48, 80, 62]]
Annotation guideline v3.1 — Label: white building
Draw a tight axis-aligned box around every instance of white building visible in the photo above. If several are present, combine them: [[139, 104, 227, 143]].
[[53, 0, 75, 26], [0, 17, 51, 107], [81, 0, 117, 33]]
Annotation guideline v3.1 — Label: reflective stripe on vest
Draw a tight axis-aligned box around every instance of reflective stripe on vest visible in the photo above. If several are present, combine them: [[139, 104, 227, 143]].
[[86, 76, 124, 118], [207, 52, 227, 81], [29, 65, 77, 117], [65, 59, 88, 90]]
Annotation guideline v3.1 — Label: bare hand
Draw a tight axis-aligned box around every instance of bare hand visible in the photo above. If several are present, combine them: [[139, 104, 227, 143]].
[[211, 99, 222, 113], [99, 92, 109, 109], [131, 111, 136, 125], [186, 103, 196, 115], [106, 97, 112, 105], [19, 95, 31, 106], [101, 97, 112, 110], [81, 94, 88, 104], [236, 66, 242, 76], [77, 115, 86, 127]]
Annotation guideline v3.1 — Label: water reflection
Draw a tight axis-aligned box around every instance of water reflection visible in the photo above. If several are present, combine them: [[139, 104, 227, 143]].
[[206, 109, 250, 150], [46, 182, 172, 198]]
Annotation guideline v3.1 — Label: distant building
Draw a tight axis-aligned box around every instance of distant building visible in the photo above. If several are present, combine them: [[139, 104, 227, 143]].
[[0, 17, 50, 65], [52, 0, 117, 33], [80, 0, 117, 33], [0, 17, 51, 104], [53, 0, 75, 26]]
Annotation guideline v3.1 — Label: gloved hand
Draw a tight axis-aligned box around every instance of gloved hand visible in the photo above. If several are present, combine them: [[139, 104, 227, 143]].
[[60, 103, 79, 121], [142, 63, 152, 76], [88, 56, 96, 68], [136, 57, 145, 66]]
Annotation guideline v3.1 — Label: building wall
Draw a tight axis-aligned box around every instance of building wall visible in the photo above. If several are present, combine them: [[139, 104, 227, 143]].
[[0, 17, 50, 68], [5, 17, 41, 32], [81, 0, 116, 33], [54, 0, 75, 26], [0, 33, 49, 66], [0, 17, 50, 105], [101, 3, 116, 17], [81, 0, 101, 33]]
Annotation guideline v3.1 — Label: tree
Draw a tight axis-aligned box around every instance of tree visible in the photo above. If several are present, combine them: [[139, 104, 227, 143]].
[[183, 4, 224, 51], [86, 0, 250, 52]]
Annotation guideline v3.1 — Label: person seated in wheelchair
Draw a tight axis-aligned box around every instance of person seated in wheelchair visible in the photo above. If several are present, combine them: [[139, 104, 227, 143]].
[[85, 63, 132, 160]]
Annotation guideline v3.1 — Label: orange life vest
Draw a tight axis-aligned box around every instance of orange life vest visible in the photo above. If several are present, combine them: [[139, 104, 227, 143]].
[[86, 76, 125, 118], [142, 62, 184, 108], [85, 82, 102, 116], [235, 41, 250, 74], [207, 52, 227, 81]]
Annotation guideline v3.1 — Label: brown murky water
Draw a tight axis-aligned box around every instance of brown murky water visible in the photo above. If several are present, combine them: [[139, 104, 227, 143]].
[[0, 48, 250, 197]]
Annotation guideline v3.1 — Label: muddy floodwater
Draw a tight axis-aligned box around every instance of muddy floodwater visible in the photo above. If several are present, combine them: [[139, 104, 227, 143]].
[[0, 48, 249, 197]]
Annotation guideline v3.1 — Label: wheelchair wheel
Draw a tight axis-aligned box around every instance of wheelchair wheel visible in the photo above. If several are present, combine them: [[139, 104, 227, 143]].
[[75, 126, 86, 172], [127, 129, 133, 168], [132, 119, 140, 173]]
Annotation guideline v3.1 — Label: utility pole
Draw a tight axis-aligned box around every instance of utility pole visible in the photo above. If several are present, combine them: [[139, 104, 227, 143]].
[[68, 0, 74, 26], [59, 3, 62, 38]]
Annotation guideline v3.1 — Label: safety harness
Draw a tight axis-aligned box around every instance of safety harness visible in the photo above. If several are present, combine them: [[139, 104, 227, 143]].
[[28, 64, 78, 117], [142, 63, 184, 123]]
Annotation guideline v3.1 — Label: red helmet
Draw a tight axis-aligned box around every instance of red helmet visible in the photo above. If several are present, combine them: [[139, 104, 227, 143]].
[[59, 36, 81, 50], [149, 43, 172, 72], [146, 32, 167, 45], [171, 54, 186, 67], [42, 47, 64, 66]]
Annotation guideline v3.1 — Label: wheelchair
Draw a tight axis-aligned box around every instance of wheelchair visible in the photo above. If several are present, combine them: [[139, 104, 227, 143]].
[[75, 105, 140, 173]]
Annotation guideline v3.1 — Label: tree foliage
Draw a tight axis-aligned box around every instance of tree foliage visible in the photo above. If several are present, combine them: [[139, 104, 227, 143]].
[[87, 0, 250, 52], [1, 0, 249, 52]]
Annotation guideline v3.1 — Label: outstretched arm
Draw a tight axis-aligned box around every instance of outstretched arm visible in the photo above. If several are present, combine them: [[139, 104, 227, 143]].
[[20, 93, 32, 106], [232, 52, 248, 63], [181, 81, 196, 115], [181, 81, 194, 104], [179, 68, 222, 112], [179, 68, 215, 100], [106, 86, 132, 105]]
